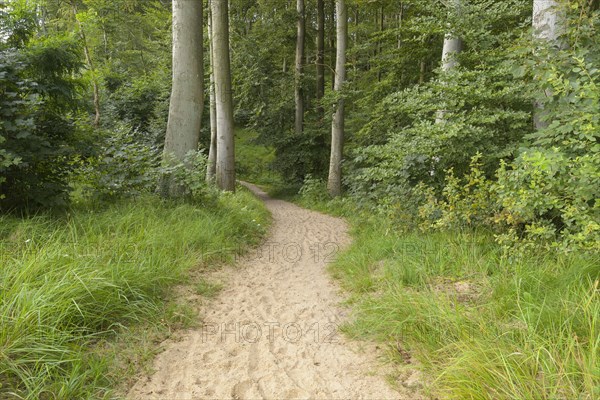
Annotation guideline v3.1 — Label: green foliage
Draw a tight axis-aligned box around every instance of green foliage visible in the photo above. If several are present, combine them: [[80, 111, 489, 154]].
[[346, 60, 531, 203], [0, 191, 270, 399], [328, 1, 599, 252], [234, 128, 281, 186], [489, 8, 600, 252], [413, 150, 599, 252], [159, 151, 220, 204], [417, 154, 497, 231], [0, 0, 37, 48], [495, 150, 600, 252], [105, 75, 170, 142], [76, 126, 160, 201], [298, 174, 329, 205], [0, 36, 85, 210]]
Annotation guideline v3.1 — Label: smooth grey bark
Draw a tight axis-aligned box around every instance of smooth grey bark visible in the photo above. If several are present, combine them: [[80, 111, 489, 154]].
[[440, 0, 463, 72], [532, 0, 564, 129], [327, 0, 347, 197], [440, 34, 463, 72], [206, 0, 217, 183], [295, 0, 305, 134], [161, 0, 203, 197], [330, 0, 336, 90], [212, 0, 236, 192], [316, 0, 325, 118], [436, 0, 462, 124], [533, 0, 562, 42]]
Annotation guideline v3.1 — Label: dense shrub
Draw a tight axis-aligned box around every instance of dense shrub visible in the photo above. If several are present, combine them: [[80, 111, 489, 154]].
[[0, 37, 85, 210], [76, 126, 161, 201]]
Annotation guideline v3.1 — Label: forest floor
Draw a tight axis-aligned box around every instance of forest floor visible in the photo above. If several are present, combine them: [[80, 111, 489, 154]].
[[127, 183, 417, 399]]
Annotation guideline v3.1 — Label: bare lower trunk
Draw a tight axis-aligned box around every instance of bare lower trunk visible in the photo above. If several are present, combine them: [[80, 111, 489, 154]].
[[161, 0, 204, 197], [206, 0, 217, 183], [328, 0, 347, 197], [212, 0, 236, 192], [295, 0, 305, 134]]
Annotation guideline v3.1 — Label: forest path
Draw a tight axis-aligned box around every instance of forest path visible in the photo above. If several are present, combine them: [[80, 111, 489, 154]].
[[128, 183, 408, 400]]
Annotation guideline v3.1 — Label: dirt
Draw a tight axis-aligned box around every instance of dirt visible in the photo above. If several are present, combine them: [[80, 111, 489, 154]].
[[127, 183, 414, 400]]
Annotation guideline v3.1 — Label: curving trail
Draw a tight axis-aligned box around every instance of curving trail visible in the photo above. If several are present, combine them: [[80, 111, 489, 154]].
[[128, 183, 408, 400]]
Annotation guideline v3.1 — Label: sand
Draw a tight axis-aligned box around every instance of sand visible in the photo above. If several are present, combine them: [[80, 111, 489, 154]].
[[127, 183, 408, 400]]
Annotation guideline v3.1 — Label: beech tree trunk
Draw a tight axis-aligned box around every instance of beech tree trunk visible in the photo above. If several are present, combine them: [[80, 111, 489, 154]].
[[533, 0, 563, 129], [436, 0, 462, 124], [212, 0, 236, 192], [316, 0, 325, 119], [327, 0, 347, 197], [440, 0, 463, 73], [440, 34, 463, 72], [161, 0, 203, 197], [533, 0, 562, 42], [206, 0, 217, 183], [330, 0, 336, 90], [295, 0, 305, 134]]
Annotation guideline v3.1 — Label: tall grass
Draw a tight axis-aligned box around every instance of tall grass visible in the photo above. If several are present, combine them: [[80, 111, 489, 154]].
[[293, 193, 599, 399], [0, 190, 269, 399]]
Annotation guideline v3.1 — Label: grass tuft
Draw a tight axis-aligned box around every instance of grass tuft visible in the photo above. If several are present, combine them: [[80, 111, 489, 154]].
[[0, 189, 269, 399]]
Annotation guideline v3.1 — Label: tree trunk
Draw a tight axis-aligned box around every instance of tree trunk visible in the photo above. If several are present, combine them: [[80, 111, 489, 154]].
[[532, 0, 563, 129], [440, 0, 463, 73], [206, 0, 217, 183], [440, 34, 463, 72], [295, 0, 305, 134], [212, 0, 236, 192], [377, 6, 384, 82], [327, 0, 346, 197], [330, 0, 336, 90], [316, 0, 325, 119], [72, 5, 101, 128], [161, 0, 204, 197], [436, 0, 462, 124], [533, 0, 562, 42]]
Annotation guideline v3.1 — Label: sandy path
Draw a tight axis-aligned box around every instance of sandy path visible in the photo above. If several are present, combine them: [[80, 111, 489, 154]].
[[128, 183, 407, 400]]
